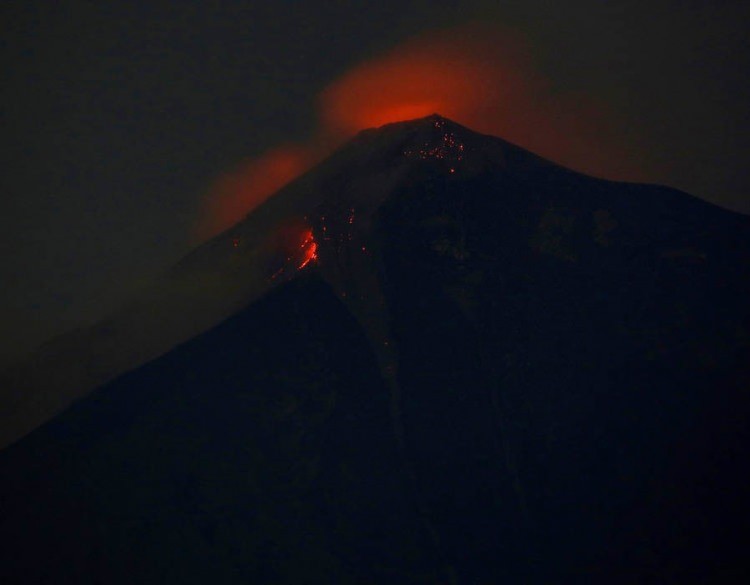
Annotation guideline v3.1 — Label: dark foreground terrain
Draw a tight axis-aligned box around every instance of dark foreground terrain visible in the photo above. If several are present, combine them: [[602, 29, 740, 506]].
[[2, 117, 750, 583]]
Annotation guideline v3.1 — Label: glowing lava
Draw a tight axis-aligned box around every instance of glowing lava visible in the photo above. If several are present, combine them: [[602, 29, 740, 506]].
[[270, 226, 319, 281], [297, 229, 318, 270]]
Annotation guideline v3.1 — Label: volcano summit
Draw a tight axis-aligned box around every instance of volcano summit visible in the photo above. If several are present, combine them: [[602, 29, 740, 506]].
[[1, 116, 750, 583]]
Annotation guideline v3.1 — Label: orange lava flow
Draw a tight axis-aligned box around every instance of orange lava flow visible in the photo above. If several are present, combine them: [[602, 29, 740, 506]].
[[297, 229, 318, 270]]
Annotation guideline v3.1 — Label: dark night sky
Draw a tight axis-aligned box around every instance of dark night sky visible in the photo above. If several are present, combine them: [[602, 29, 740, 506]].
[[1, 0, 749, 366]]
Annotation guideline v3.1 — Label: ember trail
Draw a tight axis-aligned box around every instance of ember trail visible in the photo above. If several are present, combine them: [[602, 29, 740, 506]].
[[270, 227, 319, 281]]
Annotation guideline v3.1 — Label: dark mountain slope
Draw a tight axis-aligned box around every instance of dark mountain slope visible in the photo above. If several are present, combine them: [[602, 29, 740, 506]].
[[369, 157, 750, 581], [1, 275, 442, 584], [1, 116, 750, 582]]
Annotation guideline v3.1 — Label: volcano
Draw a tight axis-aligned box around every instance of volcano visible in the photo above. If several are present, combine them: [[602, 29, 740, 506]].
[[1, 116, 750, 582]]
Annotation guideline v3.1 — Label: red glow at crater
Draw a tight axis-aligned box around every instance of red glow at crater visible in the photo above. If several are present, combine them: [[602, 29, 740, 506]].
[[196, 24, 646, 243], [318, 25, 642, 180], [318, 29, 510, 138]]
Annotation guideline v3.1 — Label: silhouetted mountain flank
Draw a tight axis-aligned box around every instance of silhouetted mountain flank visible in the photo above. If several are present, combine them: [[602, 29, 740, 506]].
[[1, 116, 750, 582]]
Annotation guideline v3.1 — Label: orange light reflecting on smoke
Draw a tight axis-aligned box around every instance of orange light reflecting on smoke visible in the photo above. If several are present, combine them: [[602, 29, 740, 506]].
[[318, 27, 532, 138], [196, 145, 314, 240], [318, 25, 642, 180], [196, 24, 646, 242]]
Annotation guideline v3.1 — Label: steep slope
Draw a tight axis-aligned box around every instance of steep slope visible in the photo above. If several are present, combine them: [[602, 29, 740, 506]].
[[0, 275, 439, 583], [0, 115, 490, 448], [1, 115, 750, 582], [0, 115, 555, 449]]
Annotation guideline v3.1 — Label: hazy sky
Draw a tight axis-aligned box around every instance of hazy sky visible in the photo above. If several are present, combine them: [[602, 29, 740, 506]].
[[1, 0, 749, 366]]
